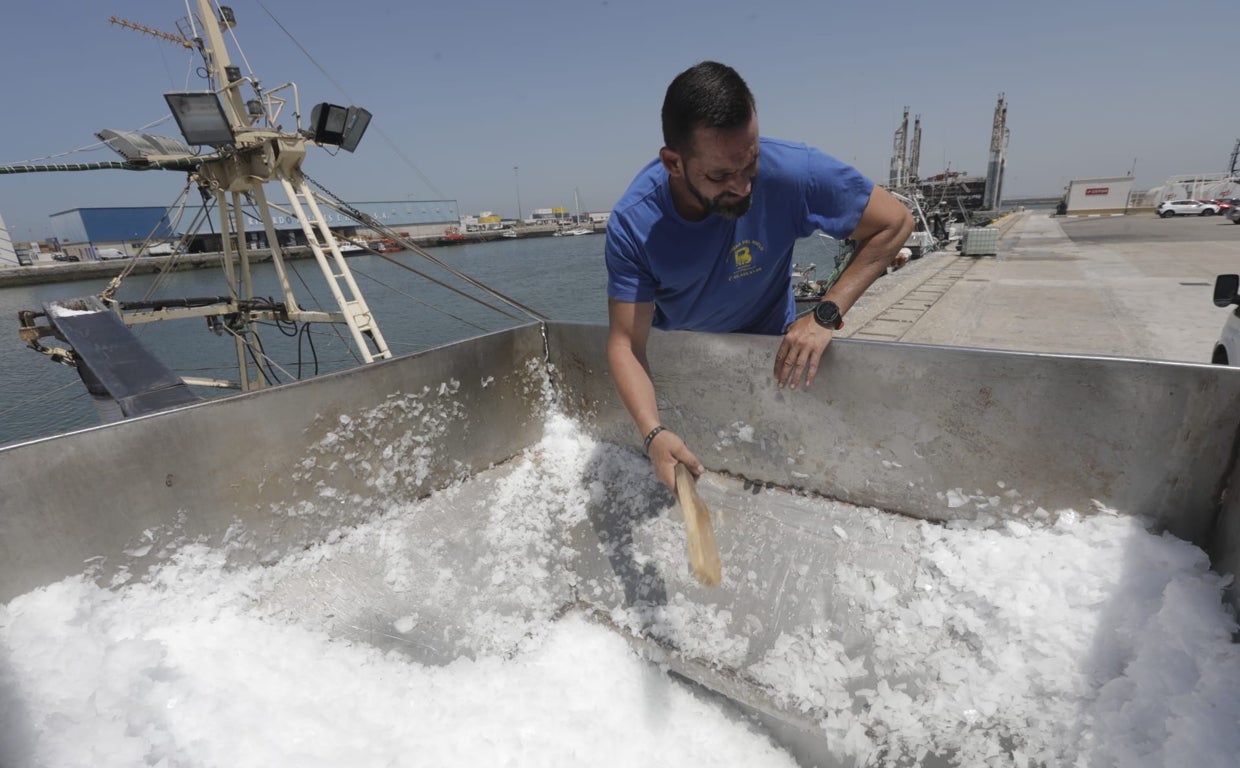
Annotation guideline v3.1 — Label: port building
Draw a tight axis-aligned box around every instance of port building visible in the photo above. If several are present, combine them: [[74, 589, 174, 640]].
[[1063, 177, 1135, 216], [48, 199, 460, 260]]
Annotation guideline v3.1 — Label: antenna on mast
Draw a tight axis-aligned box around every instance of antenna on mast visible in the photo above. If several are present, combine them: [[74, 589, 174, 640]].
[[108, 16, 195, 49]]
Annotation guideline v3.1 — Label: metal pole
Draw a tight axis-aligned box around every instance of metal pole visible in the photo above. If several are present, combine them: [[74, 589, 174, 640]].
[[514, 166, 522, 222]]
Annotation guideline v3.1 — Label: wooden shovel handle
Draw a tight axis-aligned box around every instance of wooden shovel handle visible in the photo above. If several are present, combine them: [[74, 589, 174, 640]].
[[674, 463, 722, 587]]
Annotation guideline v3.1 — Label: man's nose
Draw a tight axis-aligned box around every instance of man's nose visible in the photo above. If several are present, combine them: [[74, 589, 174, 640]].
[[726, 175, 751, 197]]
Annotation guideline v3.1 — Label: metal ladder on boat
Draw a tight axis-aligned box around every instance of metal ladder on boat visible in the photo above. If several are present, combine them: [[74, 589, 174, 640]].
[[281, 175, 391, 363]]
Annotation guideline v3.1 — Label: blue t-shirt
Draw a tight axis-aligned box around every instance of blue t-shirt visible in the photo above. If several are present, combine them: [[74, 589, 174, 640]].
[[605, 138, 874, 335]]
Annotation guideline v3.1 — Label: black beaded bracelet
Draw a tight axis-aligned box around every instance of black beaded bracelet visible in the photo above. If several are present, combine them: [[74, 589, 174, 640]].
[[643, 425, 667, 453]]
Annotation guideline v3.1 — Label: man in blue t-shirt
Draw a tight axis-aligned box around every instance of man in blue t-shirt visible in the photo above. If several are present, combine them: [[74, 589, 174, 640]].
[[606, 61, 913, 491]]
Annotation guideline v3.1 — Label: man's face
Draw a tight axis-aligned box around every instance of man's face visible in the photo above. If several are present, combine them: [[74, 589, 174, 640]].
[[675, 115, 760, 219]]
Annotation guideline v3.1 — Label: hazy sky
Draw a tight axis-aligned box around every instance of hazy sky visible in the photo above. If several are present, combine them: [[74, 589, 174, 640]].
[[1, 0, 1236, 239]]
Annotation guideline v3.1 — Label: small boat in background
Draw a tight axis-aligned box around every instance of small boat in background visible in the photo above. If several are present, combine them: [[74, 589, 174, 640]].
[[553, 189, 595, 236], [791, 262, 827, 304], [336, 237, 364, 255], [373, 238, 403, 253]]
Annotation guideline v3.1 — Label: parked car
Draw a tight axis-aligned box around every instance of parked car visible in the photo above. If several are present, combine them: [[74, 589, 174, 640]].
[[1212, 274, 1240, 365], [1227, 207, 1240, 224], [1157, 199, 1220, 217]]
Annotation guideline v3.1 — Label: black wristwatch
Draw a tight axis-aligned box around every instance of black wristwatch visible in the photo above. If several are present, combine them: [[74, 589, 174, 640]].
[[812, 300, 843, 330]]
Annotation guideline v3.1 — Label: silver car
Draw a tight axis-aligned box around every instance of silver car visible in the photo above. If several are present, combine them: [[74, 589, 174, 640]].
[[1157, 199, 1220, 217], [1212, 275, 1240, 364]]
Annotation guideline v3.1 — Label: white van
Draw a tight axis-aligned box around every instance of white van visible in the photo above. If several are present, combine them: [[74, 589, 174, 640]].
[[1212, 275, 1240, 365], [95, 247, 126, 261]]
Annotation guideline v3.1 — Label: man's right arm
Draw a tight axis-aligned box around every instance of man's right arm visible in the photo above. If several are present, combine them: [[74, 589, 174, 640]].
[[607, 298, 703, 491]]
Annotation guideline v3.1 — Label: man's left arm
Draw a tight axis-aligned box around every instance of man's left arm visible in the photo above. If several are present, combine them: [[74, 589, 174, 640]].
[[775, 185, 913, 389]]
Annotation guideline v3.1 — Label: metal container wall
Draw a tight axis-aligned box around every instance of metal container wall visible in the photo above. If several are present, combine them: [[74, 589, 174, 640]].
[[548, 323, 1240, 579], [4, 321, 1240, 600], [0, 324, 550, 603]]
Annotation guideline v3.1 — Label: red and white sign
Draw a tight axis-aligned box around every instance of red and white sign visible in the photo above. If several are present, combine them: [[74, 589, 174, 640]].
[[1085, 187, 1110, 196]]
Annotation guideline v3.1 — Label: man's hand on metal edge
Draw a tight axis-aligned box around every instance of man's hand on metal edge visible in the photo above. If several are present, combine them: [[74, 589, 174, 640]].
[[775, 315, 835, 390]]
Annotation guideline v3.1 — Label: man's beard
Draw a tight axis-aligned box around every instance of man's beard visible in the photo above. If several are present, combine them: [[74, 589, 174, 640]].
[[685, 176, 753, 219]]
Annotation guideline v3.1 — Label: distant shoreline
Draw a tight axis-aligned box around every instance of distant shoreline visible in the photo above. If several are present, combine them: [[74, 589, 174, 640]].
[[0, 224, 599, 289], [0, 248, 319, 289]]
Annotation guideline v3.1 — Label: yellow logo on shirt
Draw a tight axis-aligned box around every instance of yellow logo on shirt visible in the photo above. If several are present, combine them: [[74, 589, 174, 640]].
[[729, 239, 764, 281]]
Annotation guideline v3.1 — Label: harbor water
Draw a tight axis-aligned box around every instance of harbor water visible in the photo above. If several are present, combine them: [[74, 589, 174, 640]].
[[0, 233, 843, 447]]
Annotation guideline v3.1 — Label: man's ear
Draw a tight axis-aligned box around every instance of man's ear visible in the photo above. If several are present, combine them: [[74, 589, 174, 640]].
[[659, 147, 683, 177]]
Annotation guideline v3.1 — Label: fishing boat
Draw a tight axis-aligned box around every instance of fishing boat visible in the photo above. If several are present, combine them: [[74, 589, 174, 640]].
[[3, 4, 1240, 765], [7, 7, 415, 413], [8, 3, 541, 427]]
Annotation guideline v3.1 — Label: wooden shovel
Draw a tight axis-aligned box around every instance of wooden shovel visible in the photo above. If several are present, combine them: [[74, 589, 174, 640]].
[[674, 463, 722, 587]]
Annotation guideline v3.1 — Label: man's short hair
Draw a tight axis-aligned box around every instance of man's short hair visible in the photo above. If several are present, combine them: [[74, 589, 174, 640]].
[[661, 61, 756, 155]]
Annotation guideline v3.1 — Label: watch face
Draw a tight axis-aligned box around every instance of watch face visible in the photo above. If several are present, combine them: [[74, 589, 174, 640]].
[[814, 301, 841, 329]]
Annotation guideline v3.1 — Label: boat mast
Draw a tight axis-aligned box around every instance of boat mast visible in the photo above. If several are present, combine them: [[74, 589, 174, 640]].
[[13, 1, 398, 418], [186, 0, 390, 388]]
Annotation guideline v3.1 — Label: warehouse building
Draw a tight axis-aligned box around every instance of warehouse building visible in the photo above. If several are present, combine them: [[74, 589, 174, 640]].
[[50, 207, 178, 261]]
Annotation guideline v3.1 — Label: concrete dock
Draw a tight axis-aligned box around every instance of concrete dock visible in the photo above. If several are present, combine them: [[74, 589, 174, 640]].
[[840, 210, 1240, 365]]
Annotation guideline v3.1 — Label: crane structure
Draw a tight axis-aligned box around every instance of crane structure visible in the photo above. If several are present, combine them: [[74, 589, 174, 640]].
[[889, 107, 909, 190], [982, 94, 1008, 212], [908, 114, 921, 186]]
